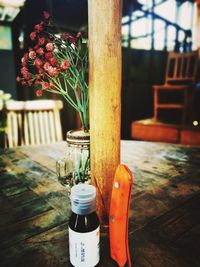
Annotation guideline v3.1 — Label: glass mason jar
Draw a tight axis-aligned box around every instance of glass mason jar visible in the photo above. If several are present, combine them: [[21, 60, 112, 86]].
[[56, 129, 90, 191]]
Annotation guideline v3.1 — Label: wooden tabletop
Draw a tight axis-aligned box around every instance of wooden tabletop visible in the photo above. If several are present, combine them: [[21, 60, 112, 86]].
[[0, 141, 200, 267]]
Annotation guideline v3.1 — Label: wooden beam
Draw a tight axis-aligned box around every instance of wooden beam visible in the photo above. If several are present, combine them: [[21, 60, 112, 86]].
[[88, 0, 122, 224]]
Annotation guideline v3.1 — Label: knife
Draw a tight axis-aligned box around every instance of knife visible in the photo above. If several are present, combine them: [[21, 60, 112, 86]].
[[109, 164, 133, 267]]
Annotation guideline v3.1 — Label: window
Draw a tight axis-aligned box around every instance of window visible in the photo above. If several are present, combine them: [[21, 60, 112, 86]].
[[122, 0, 195, 51]]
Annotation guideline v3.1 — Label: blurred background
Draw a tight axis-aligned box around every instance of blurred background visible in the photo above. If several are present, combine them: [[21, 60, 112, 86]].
[[0, 0, 199, 141]]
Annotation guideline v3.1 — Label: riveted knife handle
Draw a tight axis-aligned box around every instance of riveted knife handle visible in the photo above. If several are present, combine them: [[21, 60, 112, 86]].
[[109, 164, 133, 267]]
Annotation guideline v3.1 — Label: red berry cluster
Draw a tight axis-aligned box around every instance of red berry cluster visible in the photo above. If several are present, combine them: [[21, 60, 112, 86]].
[[16, 11, 83, 97]]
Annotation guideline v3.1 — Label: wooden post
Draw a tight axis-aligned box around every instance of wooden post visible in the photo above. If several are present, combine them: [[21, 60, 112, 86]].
[[88, 0, 122, 224]]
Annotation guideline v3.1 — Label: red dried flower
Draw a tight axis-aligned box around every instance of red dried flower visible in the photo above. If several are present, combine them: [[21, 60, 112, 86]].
[[43, 11, 50, 19], [42, 82, 50, 90], [76, 32, 82, 38], [29, 51, 36, 59], [34, 45, 40, 51], [49, 57, 57, 66], [45, 52, 53, 60], [20, 66, 28, 74], [68, 35, 77, 44], [61, 33, 69, 40], [27, 80, 32, 86], [16, 76, 21, 82], [21, 61, 27, 67], [21, 80, 27, 86], [36, 47, 44, 56], [30, 32, 37, 41], [35, 74, 41, 80], [34, 22, 44, 32], [21, 56, 28, 67], [43, 62, 51, 71], [46, 43, 54, 52], [48, 66, 60, 77], [23, 53, 28, 60], [36, 89, 43, 96], [61, 60, 70, 70], [34, 58, 43, 68], [42, 73, 46, 79], [38, 37, 45, 46], [35, 80, 41, 85], [39, 68, 45, 74], [22, 71, 31, 80]]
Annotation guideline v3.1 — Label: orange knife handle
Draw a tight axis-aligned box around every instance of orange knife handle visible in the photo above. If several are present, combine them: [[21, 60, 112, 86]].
[[109, 164, 133, 267]]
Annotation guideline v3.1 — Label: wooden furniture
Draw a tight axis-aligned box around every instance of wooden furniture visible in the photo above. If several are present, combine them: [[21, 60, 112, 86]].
[[153, 51, 198, 124], [131, 118, 180, 143], [131, 118, 200, 145], [180, 127, 200, 145], [3, 100, 63, 148], [0, 140, 200, 266], [5, 101, 25, 148], [23, 100, 63, 146]]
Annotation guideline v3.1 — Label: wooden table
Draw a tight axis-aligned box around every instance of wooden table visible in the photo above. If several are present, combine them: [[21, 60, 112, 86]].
[[0, 141, 200, 267]]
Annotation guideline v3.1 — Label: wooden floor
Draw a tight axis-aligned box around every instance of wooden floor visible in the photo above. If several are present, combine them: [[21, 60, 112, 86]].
[[131, 118, 200, 145], [0, 141, 200, 266]]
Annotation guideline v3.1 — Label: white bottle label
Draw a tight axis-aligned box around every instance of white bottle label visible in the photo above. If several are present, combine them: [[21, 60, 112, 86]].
[[69, 226, 100, 267]]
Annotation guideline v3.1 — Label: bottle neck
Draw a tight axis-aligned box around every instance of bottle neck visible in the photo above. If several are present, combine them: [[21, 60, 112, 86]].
[[69, 211, 100, 233], [71, 202, 96, 215]]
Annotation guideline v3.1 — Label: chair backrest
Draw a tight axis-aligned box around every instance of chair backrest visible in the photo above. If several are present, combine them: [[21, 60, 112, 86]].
[[4, 99, 63, 148], [5, 101, 24, 148], [23, 100, 63, 146], [165, 51, 198, 85]]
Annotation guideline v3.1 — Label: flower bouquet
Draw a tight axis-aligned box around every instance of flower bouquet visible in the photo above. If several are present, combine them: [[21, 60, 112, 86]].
[[17, 11, 89, 132], [17, 11, 90, 188]]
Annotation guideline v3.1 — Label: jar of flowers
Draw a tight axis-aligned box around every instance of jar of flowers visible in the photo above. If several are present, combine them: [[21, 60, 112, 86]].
[[17, 11, 90, 189]]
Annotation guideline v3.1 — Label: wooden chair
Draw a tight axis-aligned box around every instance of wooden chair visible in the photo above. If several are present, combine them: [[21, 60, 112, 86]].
[[5, 101, 24, 148], [23, 100, 63, 146], [4, 100, 63, 148], [153, 51, 198, 124]]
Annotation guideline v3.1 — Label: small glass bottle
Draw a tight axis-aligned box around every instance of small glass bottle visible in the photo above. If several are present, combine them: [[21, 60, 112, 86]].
[[56, 129, 90, 191], [69, 184, 100, 267]]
